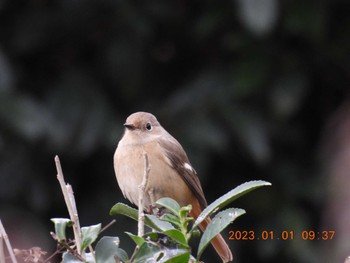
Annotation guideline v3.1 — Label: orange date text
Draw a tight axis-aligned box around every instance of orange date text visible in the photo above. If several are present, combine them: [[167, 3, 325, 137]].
[[228, 230, 335, 241]]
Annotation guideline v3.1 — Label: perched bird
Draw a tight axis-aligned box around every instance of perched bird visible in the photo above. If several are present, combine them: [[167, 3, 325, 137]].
[[114, 111, 232, 262]]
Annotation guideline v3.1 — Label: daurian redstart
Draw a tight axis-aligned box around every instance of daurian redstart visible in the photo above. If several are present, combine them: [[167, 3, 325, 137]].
[[114, 112, 232, 262]]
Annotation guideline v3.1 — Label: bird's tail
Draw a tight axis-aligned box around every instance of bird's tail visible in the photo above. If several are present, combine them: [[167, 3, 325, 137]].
[[198, 217, 233, 262]]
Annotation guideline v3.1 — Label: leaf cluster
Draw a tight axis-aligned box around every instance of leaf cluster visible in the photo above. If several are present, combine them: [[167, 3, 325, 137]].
[[50, 181, 270, 262]]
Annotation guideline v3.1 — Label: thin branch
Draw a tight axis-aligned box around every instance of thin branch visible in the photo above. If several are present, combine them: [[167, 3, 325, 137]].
[[0, 220, 17, 263], [48, 233, 85, 262], [88, 245, 95, 262], [42, 246, 60, 263], [45, 233, 74, 263], [148, 189, 155, 205], [0, 230, 5, 263], [99, 220, 116, 234], [138, 151, 151, 237], [54, 156, 82, 255], [0, 230, 4, 263]]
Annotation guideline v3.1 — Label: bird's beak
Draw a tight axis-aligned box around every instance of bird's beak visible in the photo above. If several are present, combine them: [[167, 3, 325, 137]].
[[124, 123, 136, 130]]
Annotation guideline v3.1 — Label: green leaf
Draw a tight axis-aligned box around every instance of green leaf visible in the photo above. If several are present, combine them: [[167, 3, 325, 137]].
[[179, 204, 192, 219], [132, 242, 162, 263], [163, 252, 190, 263], [133, 241, 190, 263], [95, 236, 128, 263], [143, 232, 163, 242], [163, 229, 188, 247], [142, 232, 188, 250], [160, 214, 181, 228], [80, 223, 101, 251], [155, 198, 181, 216], [62, 252, 80, 263], [146, 214, 175, 231], [125, 232, 145, 247], [110, 203, 174, 231], [84, 253, 95, 263], [193, 180, 271, 228], [51, 218, 72, 241], [62, 252, 83, 263], [197, 208, 245, 260], [110, 203, 137, 217], [62, 252, 94, 263]]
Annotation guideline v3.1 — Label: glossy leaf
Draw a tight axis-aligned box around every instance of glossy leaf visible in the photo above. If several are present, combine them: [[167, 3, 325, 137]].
[[160, 213, 181, 228], [132, 242, 162, 263], [110, 203, 174, 231], [80, 223, 101, 251], [163, 252, 190, 263], [62, 252, 82, 263], [62, 252, 94, 263], [95, 236, 128, 263], [125, 232, 145, 247], [155, 198, 181, 216], [163, 229, 189, 247], [146, 214, 175, 231], [197, 208, 245, 260], [193, 180, 271, 228], [51, 218, 72, 241]]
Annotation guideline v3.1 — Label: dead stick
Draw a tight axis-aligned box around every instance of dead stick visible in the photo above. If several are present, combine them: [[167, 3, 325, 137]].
[[0, 220, 17, 263], [138, 152, 150, 237], [54, 156, 82, 254], [100, 220, 116, 234], [0, 234, 4, 263]]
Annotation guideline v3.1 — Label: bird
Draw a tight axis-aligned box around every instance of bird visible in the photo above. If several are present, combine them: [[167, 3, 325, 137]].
[[113, 111, 233, 262]]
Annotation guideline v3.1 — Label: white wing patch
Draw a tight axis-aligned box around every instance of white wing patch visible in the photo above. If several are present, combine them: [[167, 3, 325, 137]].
[[184, 162, 194, 172]]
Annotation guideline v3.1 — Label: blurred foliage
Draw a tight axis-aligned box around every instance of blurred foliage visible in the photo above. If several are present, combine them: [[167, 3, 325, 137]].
[[0, 0, 349, 262]]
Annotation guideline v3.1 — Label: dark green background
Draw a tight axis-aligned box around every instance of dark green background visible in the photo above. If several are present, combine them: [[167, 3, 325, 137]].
[[0, 0, 349, 262]]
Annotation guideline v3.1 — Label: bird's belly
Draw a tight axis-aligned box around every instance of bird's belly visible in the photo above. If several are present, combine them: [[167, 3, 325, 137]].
[[114, 146, 145, 205], [114, 143, 195, 210]]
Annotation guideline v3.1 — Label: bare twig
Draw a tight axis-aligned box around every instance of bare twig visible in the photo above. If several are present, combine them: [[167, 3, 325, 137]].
[[48, 232, 85, 262], [54, 156, 82, 255], [43, 246, 61, 263], [148, 189, 155, 205], [88, 245, 95, 262], [0, 229, 5, 263], [0, 220, 17, 263], [138, 152, 151, 237], [99, 220, 116, 234], [0, 229, 4, 263]]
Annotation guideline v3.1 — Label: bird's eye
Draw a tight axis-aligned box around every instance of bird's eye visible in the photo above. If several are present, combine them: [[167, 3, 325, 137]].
[[146, 122, 152, 131]]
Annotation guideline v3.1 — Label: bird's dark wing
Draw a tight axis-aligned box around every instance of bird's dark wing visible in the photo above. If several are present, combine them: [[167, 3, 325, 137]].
[[158, 137, 207, 209]]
